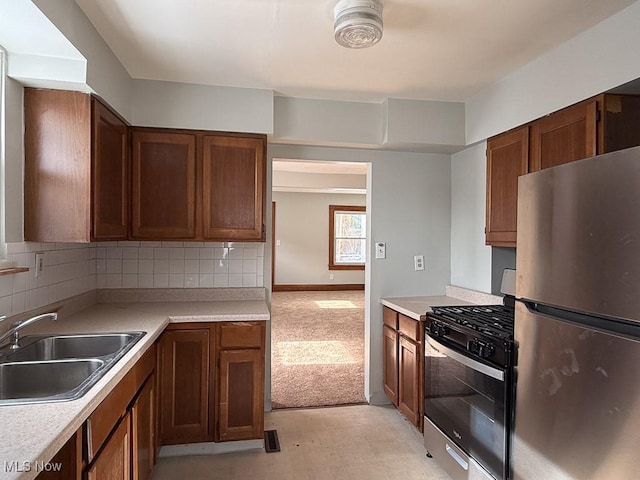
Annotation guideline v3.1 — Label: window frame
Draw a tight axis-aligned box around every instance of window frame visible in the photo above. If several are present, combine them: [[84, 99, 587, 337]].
[[328, 204, 366, 271]]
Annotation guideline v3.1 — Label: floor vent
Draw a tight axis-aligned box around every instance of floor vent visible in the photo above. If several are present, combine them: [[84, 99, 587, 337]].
[[264, 429, 280, 453]]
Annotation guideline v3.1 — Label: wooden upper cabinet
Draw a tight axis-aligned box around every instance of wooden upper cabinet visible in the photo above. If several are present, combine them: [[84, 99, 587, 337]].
[[92, 99, 129, 240], [202, 135, 265, 240], [485, 126, 529, 247], [131, 130, 197, 239], [130, 129, 265, 242], [24, 89, 128, 242], [530, 100, 597, 172], [600, 94, 640, 153]]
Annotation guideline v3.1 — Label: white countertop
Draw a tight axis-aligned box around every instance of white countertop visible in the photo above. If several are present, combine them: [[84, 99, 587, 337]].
[[0, 299, 269, 480], [380, 286, 503, 320], [380, 296, 474, 320]]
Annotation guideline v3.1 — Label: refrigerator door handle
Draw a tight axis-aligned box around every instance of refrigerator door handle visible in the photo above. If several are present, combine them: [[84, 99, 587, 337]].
[[426, 335, 505, 381]]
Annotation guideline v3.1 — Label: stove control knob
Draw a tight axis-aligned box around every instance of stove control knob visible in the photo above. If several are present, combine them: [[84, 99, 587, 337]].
[[467, 340, 495, 358], [428, 322, 449, 337]]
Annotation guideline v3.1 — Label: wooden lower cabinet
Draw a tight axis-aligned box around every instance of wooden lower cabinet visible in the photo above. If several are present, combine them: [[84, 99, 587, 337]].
[[398, 335, 420, 426], [157, 326, 213, 444], [218, 348, 264, 441], [382, 306, 423, 429], [131, 376, 155, 480], [382, 324, 399, 406], [36, 431, 82, 480], [158, 321, 266, 446], [86, 413, 131, 480]]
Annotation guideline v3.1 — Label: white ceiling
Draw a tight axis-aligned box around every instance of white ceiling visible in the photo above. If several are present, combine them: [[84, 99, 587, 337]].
[[72, 0, 636, 103]]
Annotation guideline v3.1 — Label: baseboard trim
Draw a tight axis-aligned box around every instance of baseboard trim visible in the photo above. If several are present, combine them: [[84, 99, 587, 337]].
[[273, 284, 365, 292]]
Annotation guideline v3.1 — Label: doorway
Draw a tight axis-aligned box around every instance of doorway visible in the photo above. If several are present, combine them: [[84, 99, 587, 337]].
[[270, 159, 369, 408]]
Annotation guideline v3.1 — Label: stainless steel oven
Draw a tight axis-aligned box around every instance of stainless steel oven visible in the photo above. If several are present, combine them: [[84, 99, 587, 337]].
[[423, 272, 516, 480], [424, 333, 510, 480]]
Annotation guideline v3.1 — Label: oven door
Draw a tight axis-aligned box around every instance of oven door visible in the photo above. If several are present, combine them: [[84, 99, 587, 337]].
[[424, 334, 508, 480]]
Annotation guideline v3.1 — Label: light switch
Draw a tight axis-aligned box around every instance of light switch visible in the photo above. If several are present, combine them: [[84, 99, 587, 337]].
[[376, 242, 386, 259]]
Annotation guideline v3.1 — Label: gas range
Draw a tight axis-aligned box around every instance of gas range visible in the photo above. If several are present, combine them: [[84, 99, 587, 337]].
[[426, 303, 515, 368], [423, 271, 516, 480]]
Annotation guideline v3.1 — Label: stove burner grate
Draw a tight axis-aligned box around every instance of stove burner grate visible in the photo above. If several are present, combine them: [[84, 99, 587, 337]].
[[429, 305, 515, 340]]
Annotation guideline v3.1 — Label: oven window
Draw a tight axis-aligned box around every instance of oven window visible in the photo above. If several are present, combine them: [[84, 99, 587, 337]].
[[424, 337, 507, 479]]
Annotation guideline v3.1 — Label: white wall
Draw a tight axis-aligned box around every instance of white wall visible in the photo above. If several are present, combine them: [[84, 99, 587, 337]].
[[4, 77, 23, 243], [384, 98, 465, 150], [266, 144, 451, 405], [273, 96, 467, 152], [450, 142, 491, 292], [466, 1, 640, 144], [132, 80, 273, 134], [274, 97, 382, 148], [32, 0, 133, 120], [272, 191, 366, 285]]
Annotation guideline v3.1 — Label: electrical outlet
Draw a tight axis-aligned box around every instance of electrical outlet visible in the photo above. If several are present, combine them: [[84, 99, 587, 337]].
[[35, 253, 45, 278], [375, 242, 386, 259], [414, 255, 424, 271], [330, 274, 334, 280]]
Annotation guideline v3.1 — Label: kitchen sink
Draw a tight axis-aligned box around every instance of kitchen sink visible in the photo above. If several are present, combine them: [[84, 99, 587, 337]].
[[0, 359, 104, 404], [0, 331, 145, 406], [5, 333, 142, 362]]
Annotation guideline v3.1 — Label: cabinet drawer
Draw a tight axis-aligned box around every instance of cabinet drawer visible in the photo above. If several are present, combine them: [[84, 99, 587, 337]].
[[398, 314, 420, 342], [383, 307, 398, 330], [218, 322, 265, 349], [86, 412, 131, 480], [86, 344, 155, 462]]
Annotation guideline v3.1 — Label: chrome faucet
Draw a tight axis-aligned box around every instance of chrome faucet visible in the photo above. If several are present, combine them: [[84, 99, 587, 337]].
[[0, 312, 58, 350]]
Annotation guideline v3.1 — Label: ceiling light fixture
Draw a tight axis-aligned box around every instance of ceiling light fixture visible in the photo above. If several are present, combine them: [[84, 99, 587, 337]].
[[334, 0, 384, 49]]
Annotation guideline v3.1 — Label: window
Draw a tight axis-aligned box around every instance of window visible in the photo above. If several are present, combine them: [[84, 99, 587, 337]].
[[329, 205, 366, 270]]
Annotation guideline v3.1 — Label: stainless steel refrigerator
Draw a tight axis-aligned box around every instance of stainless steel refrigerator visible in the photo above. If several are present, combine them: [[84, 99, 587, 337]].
[[512, 145, 640, 480]]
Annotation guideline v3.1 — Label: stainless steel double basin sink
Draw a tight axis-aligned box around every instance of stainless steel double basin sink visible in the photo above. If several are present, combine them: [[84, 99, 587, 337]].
[[0, 332, 145, 406]]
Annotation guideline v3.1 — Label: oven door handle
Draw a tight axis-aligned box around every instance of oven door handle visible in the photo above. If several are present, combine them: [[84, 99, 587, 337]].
[[426, 335, 505, 381]]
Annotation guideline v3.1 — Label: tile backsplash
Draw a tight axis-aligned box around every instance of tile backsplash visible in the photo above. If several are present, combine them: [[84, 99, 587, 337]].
[[0, 242, 96, 317], [0, 241, 266, 318], [95, 241, 265, 289]]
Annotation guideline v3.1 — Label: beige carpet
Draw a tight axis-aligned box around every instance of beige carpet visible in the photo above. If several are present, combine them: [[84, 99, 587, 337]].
[[271, 290, 366, 409]]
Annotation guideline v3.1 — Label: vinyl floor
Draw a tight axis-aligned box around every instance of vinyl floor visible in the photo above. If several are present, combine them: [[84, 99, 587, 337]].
[[152, 404, 453, 480]]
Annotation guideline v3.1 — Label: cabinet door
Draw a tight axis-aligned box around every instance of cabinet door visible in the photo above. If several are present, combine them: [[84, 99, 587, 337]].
[[202, 135, 265, 240], [86, 413, 131, 480], [382, 324, 399, 406], [530, 100, 597, 172], [92, 99, 128, 240], [485, 126, 529, 247], [398, 336, 420, 427], [131, 131, 197, 239], [131, 375, 154, 480], [158, 328, 212, 444], [24, 89, 92, 242], [217, 348, 264, 441], [36, 430, 82, 480]]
